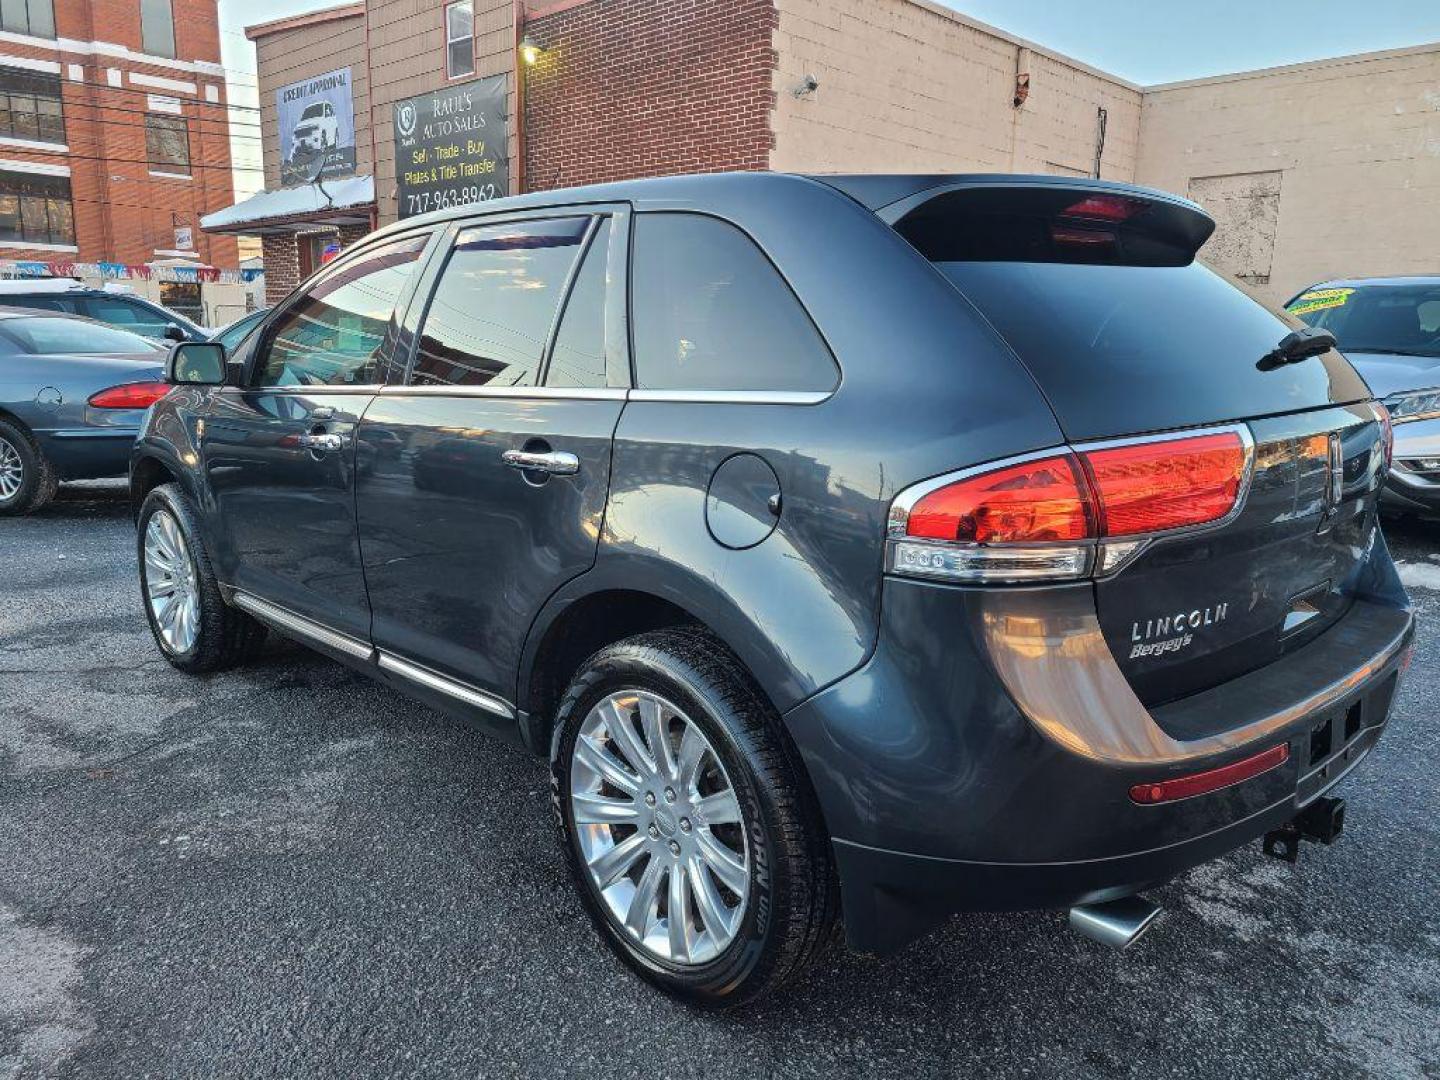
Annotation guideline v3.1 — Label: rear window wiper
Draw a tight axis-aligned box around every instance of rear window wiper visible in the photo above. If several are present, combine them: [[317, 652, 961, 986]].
[[1257, 327, 1336, 370]]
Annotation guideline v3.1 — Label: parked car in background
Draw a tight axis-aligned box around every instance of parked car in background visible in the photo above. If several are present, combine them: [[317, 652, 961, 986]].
[[0, 309, 167, 514], [1289, 277, 1440, 516], [132, 173, 1409, 1005], [0, 279, 206, 344], [209, 308, 269, 353]]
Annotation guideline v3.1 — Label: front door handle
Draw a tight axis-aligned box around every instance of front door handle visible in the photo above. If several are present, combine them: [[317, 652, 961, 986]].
[[502, 449, 580, 476], [298, 431, 348, 453]]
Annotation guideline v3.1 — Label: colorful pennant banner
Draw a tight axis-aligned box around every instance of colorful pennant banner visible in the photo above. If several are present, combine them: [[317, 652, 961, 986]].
[[0, 260, 262, 285]]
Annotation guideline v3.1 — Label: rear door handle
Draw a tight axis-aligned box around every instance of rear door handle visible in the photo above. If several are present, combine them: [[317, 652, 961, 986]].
[[298, 431, 348, 453], [502, 449, 580, 476]]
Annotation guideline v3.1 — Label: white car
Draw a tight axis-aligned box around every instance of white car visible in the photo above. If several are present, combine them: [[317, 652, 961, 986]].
[[291, 101, 338, 154]]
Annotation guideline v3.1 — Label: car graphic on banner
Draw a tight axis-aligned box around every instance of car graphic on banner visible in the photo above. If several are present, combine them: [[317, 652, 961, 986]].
[[277, 67, 357, 187]]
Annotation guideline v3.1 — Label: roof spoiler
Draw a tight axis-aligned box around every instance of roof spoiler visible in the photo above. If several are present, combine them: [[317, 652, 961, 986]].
[[811, 174, 1216, 266]]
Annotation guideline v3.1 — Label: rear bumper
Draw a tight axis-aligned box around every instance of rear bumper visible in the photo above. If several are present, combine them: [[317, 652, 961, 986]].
[[784, 553, 1412, 954], [35, 428, 139, 479]]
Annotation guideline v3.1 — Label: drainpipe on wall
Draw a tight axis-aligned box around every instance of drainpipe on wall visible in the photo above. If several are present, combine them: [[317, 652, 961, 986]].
[[1009, 46, 1031, 172], [513, 0, 526, 195]]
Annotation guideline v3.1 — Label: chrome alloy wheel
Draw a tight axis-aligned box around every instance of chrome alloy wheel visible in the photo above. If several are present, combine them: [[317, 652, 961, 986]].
[[570, 690, 749, 966], [0, 435, 22, 501], [143, 509, 200, 654]]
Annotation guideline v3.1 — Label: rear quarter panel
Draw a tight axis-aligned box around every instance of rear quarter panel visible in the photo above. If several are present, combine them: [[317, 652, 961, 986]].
[[535, 176, 1067, 712]]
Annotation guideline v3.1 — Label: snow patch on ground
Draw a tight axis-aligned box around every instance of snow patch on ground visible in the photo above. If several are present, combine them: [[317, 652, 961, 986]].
[[0, 904, 92, 1077], [1395, 560, 1440, 592]]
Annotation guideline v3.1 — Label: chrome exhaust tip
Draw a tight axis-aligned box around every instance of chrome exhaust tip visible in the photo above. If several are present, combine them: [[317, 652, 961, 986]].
[[1069, 895, 1162, 950]]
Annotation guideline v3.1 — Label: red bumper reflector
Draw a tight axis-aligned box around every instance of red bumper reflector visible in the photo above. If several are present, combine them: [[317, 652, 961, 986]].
[[1129, 743, 1290, 805]]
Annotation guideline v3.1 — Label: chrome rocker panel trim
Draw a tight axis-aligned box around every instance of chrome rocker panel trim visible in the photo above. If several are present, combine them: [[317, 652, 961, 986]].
[[232, 591, 375, 661], [228, 591, 516, 721]]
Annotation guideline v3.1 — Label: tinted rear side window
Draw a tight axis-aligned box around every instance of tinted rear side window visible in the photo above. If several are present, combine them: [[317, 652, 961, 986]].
[[631, 213, 837, 393], [411, 216, 589, 388]]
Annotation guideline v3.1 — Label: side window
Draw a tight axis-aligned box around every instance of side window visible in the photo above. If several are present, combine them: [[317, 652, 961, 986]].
[[410, 216, 589, 388], [630, 213, 838, 393], [257, 234, 428, 387], [80, 297, 159, 335], [0, 295, 72, 313], [545, 218, 610, 389]]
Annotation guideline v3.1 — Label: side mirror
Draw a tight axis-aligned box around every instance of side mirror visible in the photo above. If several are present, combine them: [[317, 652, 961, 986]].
[[163, 322, 189, 343], [167, 341, 227, 385]]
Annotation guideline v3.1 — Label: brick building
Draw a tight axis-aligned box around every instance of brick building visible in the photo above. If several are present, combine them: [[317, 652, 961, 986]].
[[0, 0, 241, 315], [214, 0, 1440, 307]]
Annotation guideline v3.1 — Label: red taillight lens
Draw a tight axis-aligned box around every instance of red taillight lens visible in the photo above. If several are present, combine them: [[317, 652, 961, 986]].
[[907, 454, 1091, 543], [1129, 743, 1289, 805], [88, 381, 170, 409], [889, 427, 1251, 584], [1082, 431, 1246, 537]]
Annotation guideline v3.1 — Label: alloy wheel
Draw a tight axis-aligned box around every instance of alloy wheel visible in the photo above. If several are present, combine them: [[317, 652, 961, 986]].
[[570, 690, 750, 967], [143, 508, 201, 654], [0, 436, 22, 501]]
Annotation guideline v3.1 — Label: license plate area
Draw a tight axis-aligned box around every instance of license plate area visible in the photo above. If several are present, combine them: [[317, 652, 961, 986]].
[[1296, 673, 1397, 803]]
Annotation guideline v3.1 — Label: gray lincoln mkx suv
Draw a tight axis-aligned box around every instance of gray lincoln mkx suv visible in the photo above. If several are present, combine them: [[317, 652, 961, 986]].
[[130, 172, 1412, 1005]]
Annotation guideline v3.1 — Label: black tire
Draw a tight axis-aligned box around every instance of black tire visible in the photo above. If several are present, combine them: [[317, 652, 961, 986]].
[[0, 417, 58, 516], [137, 482, 266, 673], [551, 628, 839, 1006]]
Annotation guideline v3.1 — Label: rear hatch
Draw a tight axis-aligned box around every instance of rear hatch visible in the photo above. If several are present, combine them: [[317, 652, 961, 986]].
[[856, 177, 1386, 705]]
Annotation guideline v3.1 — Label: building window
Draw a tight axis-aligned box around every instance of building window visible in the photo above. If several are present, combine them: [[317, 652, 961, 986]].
[[140, 0, 176, 59], [0, 67, 64, 145], [145, 114, 190, 175], [0, 169, 74, 246], [0, 0, 55, 39], [445, 1, 475, 79]]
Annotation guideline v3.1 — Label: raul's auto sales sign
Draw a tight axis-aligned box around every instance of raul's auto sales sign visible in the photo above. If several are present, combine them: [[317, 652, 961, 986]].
[[394, 74, 508, 218]]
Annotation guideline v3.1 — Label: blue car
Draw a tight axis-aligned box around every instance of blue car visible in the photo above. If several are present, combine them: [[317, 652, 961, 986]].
[[0, 309, 167, 514]]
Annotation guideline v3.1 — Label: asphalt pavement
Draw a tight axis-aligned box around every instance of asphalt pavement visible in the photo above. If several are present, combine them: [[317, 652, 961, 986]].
[[1, 481, 1437, 1079]]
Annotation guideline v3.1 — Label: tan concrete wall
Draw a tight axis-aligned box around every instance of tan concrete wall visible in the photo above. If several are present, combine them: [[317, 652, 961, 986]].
[[367, 0, 514, 225], [1137, 44, 1440, 303], [253, 12, 371, 191], [770, 0, 1141, 181]]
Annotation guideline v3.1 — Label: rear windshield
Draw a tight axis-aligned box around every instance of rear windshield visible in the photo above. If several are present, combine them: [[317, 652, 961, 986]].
[[0, 317, 161, 355], [935, 260, 1368, 439], [1288, 284, 1440, 358]]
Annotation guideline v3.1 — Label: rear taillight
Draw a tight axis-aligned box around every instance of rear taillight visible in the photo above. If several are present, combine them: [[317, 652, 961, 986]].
[[887, 426, 1252, 584], [88, 381, 170, 409], [905, 454, 1091, 543], [1082, 431, 1247, 537]]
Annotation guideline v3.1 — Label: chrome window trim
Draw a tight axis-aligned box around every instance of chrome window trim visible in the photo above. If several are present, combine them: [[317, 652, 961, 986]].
[[376, 652, 516, 719], [231, 592, 375, 661], [371, 386, 828, 403], [220, 385, 384, 396], [376, 385, 627, 400], [627, 389, 832, 405]]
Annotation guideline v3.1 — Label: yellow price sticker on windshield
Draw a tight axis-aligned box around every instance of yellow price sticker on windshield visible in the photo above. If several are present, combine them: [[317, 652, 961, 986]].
[[1287, 288, 1354, 317]]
